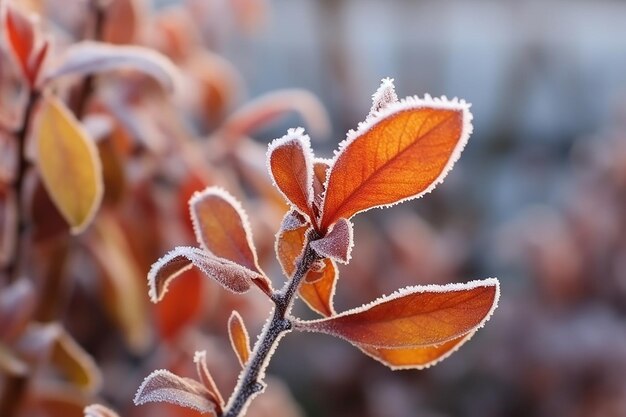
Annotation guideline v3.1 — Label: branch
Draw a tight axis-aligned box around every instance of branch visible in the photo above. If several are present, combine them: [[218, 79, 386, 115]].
[[221, 231, 320, 417]]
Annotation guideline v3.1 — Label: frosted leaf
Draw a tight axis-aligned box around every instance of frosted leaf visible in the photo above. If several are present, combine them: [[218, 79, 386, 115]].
[[84, 404, 120, 417], [44, 41, 182, 93], [148, 246, 262, 302], [228, 310, 252, 367], [367, 77, 398, 120], [310, 218, 353, 264], [279, 210, 307, 232], [134, 369, 217, 414], [193, 351, 224, 407]]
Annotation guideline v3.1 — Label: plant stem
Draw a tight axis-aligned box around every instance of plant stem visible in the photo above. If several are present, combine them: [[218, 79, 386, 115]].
[[3, 89, 40, 283], [222, 232, 320, 417]]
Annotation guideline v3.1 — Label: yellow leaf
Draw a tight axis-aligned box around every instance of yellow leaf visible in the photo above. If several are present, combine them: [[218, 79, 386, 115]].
[[36, 96, 103, 234]]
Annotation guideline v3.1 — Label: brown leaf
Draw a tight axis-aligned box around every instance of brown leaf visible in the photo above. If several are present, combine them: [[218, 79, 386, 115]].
[[194, 350, 224, 409], [267, 128, 315, 219], [296, 279, 499, 348], [148, 246, 262, 302], [309, 218, 353, 263], [44, 41, 181, 93], [320, 96, 472, 230], [228, 311, 251, 367], [35, 96, 103, 234], [134, 369, 218, 415]]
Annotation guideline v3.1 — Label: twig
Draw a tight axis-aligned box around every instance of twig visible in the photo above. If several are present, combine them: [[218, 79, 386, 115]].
[[221, 231, 320, 417]]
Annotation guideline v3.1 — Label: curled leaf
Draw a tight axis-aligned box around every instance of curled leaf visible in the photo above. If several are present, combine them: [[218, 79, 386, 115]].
[[84, 404, 121, 417], [44, 41, 181, 93], [194, 351, 224, 409], [267, 128, 315, 219], [296, 278, 499, 348], [148, 246, 261, 302], [228, 311, 251, 367], [320, 95, 473, 229], [35, 96, 103, 234], [134, 369, 217, 414], [310, 218, 353, 264]]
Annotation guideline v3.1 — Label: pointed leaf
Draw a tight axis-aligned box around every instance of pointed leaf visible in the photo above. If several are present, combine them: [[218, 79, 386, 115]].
[[320, 96, 473, 229], [297, 279, 499, 348], [189, 187, 272, 295], [228, 311, 251, 367], [298, 259, 337, 317], [367, 77, 398, 119], [4, 5, 35, 82], [149, 246, 262, 302], [35, 96, 103, 234], [267, 128, 315, 218], [194, 351, 224, 409], [310, 218, 353, 263], [311, 158, 331, 217], [358, 332, 474, 370], [44, 41, 181, 93], [84, 404, 120, 417], [134, 369, 217, 414]]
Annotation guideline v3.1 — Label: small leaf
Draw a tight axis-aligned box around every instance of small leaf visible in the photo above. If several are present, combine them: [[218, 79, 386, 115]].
[[228, 311, 251, 367], [84, 404, 120, 417], [298, 258, 337, 317], [194, 351, 224, 409], [310, 218, 353, 263], [275, 223, 309, 278], [367, 77, 398, 119], [0, 279, 36, 343], [267, 128, 315, 219], [148, 246, 262, 302], [134, 369, 217, 414], [4, 5, 35, 82], [311, 158, 331, 216], [320, 95, 473, 229], [35, 96, 103, 234], [297, 279, 499, 348], [280, 210, 307, 232], [189, 186, 272, 296], [358, 332, 474, 370], [44, 41, 181, 93]]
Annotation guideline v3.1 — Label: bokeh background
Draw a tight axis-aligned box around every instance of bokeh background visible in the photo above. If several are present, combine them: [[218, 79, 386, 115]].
[[2, 0, 626, 416]]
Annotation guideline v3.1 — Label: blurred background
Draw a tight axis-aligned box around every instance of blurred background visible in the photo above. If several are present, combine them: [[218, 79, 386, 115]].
[[2, 0, 626, 416]]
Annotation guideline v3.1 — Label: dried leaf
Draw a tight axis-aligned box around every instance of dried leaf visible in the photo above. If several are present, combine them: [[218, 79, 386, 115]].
[[84, 404, 121, 417], [320, 96, 473, 229], [267, 128, 315, 219], [148, 246, 261, 302], [310, 218, 353, 263], [189, 186, 262, 274], [358, 332, 474, 370], [35, 96, 103, 234], [194, 351, 224, 408], [298, 258, 337, 317], [219, 89, 330, 141], [134, 369, 218, 414], [228, 311, 251, 367], [297, 279, 499, 348], [44, 41, 181, 93], [0, 279, 36, 343]]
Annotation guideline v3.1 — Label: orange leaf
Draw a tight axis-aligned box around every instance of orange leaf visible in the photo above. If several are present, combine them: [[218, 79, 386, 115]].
[[358, 332, 474, 370], [298, 258, 337, 317], [311, 158, 330, 216], [267, 128, 315, 219], [154, 268, 203, 341], [309, 218, 353, 263], [275, 219, 308, 278], [193, 351, 224, 409], [320, 96, 472, 229], [148, 246, 261, 301], [297, 279, 499, 348], [189, 187, 272, 294], [35, 96, 104, 234], [228, 311, 251, 367]]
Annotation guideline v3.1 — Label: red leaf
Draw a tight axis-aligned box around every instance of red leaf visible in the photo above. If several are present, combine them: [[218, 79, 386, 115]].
[[296, 279, 499, 348], [320, 95, 472, 230], [154, 268, 203, 341], [298, 258, 337, 317], [4, 6, 35, 82], [267, 128, 315, 219]]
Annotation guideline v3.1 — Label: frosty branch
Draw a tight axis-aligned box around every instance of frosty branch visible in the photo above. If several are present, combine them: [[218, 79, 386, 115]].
[[135, 78, 500, 417]]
